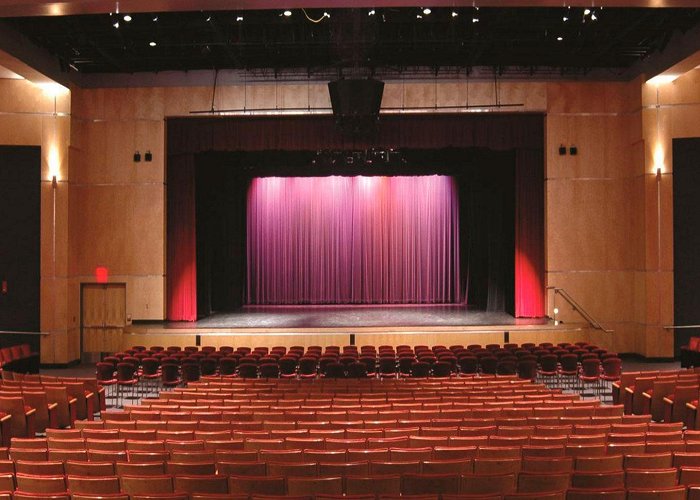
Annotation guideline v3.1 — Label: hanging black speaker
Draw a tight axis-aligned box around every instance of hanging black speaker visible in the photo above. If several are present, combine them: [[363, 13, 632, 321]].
[[328, 78, 384, 137]]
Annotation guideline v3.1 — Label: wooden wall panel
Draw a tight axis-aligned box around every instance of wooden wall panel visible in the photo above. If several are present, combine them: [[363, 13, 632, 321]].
[[547, 179, 638, 272], [73, 120, 163, 184], [546, 115, 636, 179], [70, 184, 164, 276], [0, 115, 42, 145], [547, 82, 633, 114]]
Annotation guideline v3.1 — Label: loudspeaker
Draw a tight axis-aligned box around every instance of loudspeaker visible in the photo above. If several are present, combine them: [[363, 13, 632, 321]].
[[328, 78, 384, 136]]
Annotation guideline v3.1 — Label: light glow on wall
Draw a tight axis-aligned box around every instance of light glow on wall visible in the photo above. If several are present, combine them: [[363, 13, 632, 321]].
[[48, 143, 61, 181], [653, 143, 665, 174], [646, 74, 678, 86], [36, 82, 69, 97]]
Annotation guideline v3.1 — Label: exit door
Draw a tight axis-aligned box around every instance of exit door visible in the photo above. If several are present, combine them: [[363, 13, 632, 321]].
[[81, 283, 126, 358]]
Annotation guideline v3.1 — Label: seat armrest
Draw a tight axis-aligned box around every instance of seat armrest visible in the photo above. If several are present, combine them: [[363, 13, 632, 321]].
[[47, 403, 59, 429], [85, 392, 95, 421], [24, 410, 36, 437], [68, 398, 78, 425], [96, 387, 106, 412], [0, 415, 11, 447]]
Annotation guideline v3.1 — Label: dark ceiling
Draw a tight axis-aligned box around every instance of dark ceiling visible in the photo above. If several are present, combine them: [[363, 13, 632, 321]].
[[5, 7, 700, 76]]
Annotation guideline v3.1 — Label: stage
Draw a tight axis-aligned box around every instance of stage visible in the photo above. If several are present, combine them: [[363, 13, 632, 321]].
[[121, 305, 597, 353], [161, 305, 547, 330]]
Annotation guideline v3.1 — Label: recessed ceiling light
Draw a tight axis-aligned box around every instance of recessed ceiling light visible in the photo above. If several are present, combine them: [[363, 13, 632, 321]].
[[123, 14, 132, 22], [205, 15, 211, 22], [112, 20, 119, 28], [149, 41, 157, 47], [368, 9, 376, 16], [583, 8, 591, 15], [563, 16, 569, 21], [451, 11, 459, 18], [472, 17, 479, 23], [283, 10, 292, 17], [236, 16, 243, 22], [152, 15, 158, 22], [416, 14, 423, 19], [557, 36, 563, 41], [422, 8, 431, 15]]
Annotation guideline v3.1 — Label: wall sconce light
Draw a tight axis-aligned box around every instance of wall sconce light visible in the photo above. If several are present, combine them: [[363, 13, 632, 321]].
[[656, 167, 662, 179], [144, 150, 153, 162], [569, 146, 578, 156], [51, 175, 57, 188], [133, 151, 141, 162], [558, 145, 567, 156], [553, 307, 559, 326]]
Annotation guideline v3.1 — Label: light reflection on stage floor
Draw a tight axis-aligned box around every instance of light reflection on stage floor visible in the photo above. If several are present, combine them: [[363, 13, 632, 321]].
[[160, 305, 550, 330]]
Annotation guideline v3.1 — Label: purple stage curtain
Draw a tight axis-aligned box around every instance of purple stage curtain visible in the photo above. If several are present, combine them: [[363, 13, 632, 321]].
[[246, 175, 461, 305], [166, 154, 197, 321], [515, 149, 545, 317]]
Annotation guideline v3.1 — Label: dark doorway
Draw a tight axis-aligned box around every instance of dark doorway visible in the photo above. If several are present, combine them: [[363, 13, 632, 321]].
[[673, 137, 700, 356]]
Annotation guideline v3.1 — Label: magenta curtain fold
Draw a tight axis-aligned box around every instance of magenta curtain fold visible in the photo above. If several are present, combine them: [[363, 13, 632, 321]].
[[246, 175, 460, 305], [515, 149, 545, 318], [166, 154, 198, 321]]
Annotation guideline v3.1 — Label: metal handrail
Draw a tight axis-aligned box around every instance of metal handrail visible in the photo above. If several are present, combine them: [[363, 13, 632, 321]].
[[0, 330, 49, 336], [546, 287, 614, 333], [663, 325, 700, 330]]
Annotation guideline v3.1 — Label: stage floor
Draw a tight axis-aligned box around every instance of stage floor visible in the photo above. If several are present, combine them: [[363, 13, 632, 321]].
[[158, 305, 550, 330]]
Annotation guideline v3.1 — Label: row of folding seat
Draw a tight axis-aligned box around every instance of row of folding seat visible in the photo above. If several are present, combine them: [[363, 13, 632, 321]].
[[0, 470, 697, 499], [151, 394, 580, 404], [9, 453, 700, 476], [119, 402, 610, 411], [186, 376, 534, 387], [160, 387, 568, 397], [72, 416, 653, 435], [104, 407, 622, 421], [11, 432, 700, 452], [13, 442, 700, 464], [184, 376, 541, 385], [129, 403, 599, 414]]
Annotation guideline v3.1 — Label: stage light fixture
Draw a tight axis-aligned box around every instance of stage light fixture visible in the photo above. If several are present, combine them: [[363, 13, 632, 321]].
[[417, 14, 423, 19], [422, 8, 431, 15], [472, 17, 479, 23], [563, 15, 569, 21], [283, 10, 292, 17], [368, 9, 376, 16], [236, 16, 244, 22], [152, 15, 158, 22], [323, 12, 330, 18], [591, 11, 597, 21], [205, 15, 212, 22], [123, 14, 132, 22], [584, 8, 591, 15], [112, 20, 119, 28], [557, 36, 563, 41], [452, 11, 459, 17], [149, 41, 157, 47]]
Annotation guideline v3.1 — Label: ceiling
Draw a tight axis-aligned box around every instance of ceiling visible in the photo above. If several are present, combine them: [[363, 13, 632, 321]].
[[4, 7, 700, 77]]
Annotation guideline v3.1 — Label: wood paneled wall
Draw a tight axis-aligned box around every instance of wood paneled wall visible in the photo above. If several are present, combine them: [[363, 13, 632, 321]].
[[640, 69, 700, 357], [0, 78, 71, 363], [3, 73, 694, 363]]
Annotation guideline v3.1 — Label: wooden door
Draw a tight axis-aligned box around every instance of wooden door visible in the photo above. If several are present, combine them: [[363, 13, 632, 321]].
[[81, 283, 126, 354]]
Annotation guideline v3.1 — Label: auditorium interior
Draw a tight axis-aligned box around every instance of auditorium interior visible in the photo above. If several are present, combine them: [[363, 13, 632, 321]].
[[0, 0, 700, 498]]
